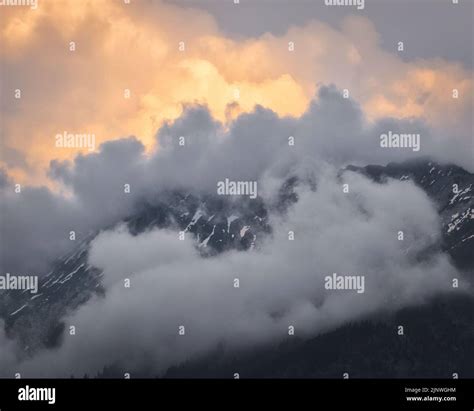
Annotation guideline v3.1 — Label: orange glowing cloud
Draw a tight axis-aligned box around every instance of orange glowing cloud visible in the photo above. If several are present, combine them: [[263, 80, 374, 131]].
[[0, 1, 472, 185]]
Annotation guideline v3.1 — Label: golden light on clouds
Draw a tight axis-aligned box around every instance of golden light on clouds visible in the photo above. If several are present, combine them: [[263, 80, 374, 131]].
[[0, 0, 472, 184]]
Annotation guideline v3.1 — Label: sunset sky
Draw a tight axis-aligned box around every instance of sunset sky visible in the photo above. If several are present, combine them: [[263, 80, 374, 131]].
[[0, 0, 472, 184], [1, 0, 474, 381]]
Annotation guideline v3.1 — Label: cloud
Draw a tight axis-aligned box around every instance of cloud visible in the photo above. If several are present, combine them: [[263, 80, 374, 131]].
[[189, 0, 474, 70], [0, 84, 471, 377], [0, 86, 470, 277], [0, 1, 471, 183], [0, 138, 147, 275], [9, 164, 462, 377], [0, 0, 471, 379], [0, 320, 18, 374]]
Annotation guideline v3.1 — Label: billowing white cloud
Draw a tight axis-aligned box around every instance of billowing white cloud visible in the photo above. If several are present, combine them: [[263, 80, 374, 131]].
[[0, 87, 469, 276], [0, 85, 470, 377], [8, 165, 463, 377]]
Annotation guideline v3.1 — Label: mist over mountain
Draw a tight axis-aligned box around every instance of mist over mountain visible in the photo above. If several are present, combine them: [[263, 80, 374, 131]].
[[1, 86, 470, 277], [0, 0, 473, 396], [0, 155, 472, 378], [0, 82, 472, 378]]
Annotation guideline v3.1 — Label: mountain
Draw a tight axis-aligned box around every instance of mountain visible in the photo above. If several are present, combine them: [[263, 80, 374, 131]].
[[346, 159, 473, 270], [1, 159, 473, 377], [0, 190, 280, 356], [165, 159, 474, 378]]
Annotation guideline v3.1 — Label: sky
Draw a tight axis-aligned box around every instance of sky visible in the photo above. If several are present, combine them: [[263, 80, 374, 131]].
[[0, 0, 473, 377], [0, 0, 472, 185], [177, 0, 474, 68]]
